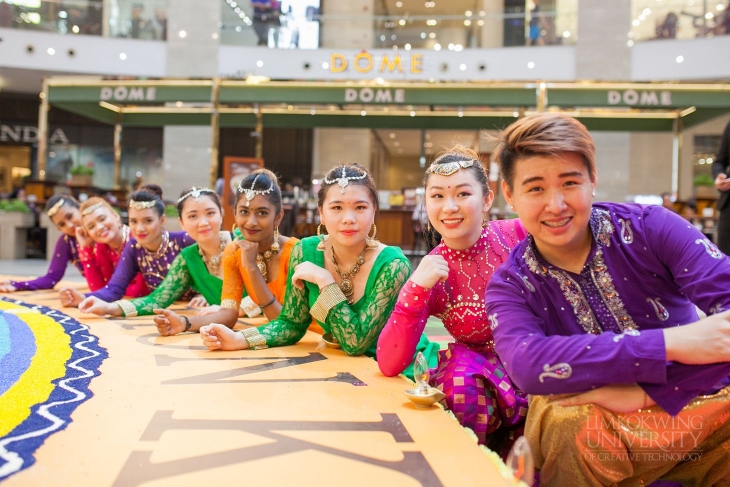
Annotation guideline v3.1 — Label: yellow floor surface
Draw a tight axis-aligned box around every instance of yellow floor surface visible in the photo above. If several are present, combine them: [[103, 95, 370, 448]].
[[1, 277, 510, 486]]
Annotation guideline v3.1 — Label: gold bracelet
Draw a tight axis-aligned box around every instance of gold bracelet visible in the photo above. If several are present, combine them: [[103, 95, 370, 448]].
[[240, 327, 268, 350], [115, 299, 137, 317], [310, 283, 347, 323], [220, 299, 239, 310]]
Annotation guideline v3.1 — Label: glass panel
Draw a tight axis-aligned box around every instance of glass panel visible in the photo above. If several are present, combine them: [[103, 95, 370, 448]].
[[218, 1, 578, 48], [0, 0, 168, 40], [630, 0, 729, 43]]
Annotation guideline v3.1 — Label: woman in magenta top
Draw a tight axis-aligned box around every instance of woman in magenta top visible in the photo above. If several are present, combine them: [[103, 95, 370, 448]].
[[74, 196, 147, 295], [0, 195, 85, 292], [377, 147, 527, 454]]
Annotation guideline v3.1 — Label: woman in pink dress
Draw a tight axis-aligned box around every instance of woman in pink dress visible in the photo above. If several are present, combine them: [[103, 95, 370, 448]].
[[377, 146, 528, 455]]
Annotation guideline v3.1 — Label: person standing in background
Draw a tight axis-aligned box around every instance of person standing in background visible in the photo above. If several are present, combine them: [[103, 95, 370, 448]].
[[712, 119, 730, 254]]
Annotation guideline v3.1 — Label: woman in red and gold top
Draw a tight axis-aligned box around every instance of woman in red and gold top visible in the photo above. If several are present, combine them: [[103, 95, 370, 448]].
[[71, 196, 147, 295]]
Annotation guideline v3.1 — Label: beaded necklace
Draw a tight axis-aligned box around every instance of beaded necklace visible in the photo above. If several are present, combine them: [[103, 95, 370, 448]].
[[331, 244, 369, 304]]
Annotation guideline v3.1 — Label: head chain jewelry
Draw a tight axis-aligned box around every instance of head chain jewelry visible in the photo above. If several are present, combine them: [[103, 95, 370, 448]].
[[129, 199, 157, 211], [324, 166, 368, 194], [425, 159, 476, 177], [177, 186, 215, 205], [238, 173, 274, 207], [47, 198, 65, 217], [81, 201, 105, 216]]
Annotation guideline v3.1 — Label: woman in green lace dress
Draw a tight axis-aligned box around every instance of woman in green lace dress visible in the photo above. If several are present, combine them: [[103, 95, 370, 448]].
[[78, 186, 231, 320], [200, 164, 439, 379]]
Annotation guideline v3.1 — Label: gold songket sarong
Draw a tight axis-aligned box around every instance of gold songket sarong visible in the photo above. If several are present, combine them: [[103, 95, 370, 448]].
[[525, 387, 730, 486]]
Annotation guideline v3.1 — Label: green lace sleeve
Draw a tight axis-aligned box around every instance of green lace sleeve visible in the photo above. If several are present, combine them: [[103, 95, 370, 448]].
[[257, 242, 312, 347], [329, 257, 410, 356], [126, 253, 192, 316]]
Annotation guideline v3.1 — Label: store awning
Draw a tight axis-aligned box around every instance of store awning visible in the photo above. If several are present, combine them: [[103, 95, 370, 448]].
[[43, 78, 730, 132]]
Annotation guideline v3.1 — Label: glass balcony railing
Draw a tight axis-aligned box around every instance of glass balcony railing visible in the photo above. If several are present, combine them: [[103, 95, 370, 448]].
[[0, 0, 168, 40], [219, 2, 577, 50], [630, 0, 730, 44], [0, 0, 577, 50]]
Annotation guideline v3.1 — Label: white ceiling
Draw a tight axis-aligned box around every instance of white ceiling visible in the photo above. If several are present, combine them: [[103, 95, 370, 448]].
[[376, 0, 482, 17]]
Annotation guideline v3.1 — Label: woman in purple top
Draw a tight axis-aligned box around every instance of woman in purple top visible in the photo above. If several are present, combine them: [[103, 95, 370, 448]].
[[59, 185, 194, 308], [0, 195, 85, 292], [486, 113, 730, 486]]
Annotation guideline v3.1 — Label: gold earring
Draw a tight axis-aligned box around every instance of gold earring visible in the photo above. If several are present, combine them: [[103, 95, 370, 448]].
[[317, 224, 327, 251], [482, 213, 489, 228], [426, 221, 431, 232], [271, 226, 281, 253], [366, 223, 378, 248]]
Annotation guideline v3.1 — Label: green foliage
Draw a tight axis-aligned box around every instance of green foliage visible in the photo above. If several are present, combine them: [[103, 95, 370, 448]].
[[70, 165, 94, 176], [693, 173, 714, 187], [0, 199, 31, 213], [165, 204, 178, 218]]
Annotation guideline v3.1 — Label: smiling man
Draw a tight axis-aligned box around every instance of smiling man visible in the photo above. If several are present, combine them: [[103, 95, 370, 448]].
[[486, 113, 730, 486]]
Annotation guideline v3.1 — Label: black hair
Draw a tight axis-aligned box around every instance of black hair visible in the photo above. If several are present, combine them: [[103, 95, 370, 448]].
[[129, 184, 165, 217], [318, 163, 379, 211], [423, 145, 490, 198], [45, 194, 79, 213], [235, 169, 282, 213], [176, 187, 222, 216]]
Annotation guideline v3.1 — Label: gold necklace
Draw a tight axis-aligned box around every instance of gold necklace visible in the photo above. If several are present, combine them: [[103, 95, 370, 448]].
[[145, 231, 170, 259], [331, 245, 368, 304], [256, 246, 280, 281], [199, 234, 227, 275]]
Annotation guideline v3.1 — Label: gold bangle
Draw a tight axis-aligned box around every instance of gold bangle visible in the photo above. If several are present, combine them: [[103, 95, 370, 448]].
[[240, 327, 268, 350], [220, 299, 239, 310], [310, 283, 347, 323], [115, 299, 137, 317]]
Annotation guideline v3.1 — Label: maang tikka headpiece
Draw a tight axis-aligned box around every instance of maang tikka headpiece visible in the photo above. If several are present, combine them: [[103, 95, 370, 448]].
[[324, 166, 368, 194], [177, 186, 215, 205], [238, 174, 274, 207], [425, 159, 476, 177]]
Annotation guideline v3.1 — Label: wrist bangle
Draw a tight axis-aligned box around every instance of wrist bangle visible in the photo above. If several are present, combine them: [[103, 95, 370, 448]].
[[260, 295, 277, 308], [182, 316, 191, 332]]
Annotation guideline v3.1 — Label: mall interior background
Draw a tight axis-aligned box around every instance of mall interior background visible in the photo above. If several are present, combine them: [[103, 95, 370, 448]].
[[1, 0, 730, 255]]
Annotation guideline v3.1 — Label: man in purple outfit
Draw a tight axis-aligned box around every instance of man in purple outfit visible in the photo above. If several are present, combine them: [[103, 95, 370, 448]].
[[486, 113, 730, 486]]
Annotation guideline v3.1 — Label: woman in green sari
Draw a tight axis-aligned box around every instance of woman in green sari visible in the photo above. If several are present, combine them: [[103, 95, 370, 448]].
[[78, 186, 230, 318], [200, 164, 439, 379]]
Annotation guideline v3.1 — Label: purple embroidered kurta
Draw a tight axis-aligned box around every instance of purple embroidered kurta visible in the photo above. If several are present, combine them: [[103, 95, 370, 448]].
[[11, 235, 84, 291], [487, 203, 730, 416], [88, 231, 193, 302]]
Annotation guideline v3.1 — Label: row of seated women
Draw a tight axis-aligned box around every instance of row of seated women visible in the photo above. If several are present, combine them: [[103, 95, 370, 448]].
[[4, 113, 730, 486]]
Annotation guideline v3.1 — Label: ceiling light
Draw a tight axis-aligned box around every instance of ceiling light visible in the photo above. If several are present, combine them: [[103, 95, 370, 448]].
[[676, 55, 684, 63], [179, 30, 187, 38], [389, 133, 396, 138], [396, 1, 403, 6], [465, 10, 472, 16], [71, 25, 79, 33], [256, 60, 263, 67], [410, 111, 416, 117], [434, 43, 441, 51], [119, 52, 127, 60], [322, 62, 329, 69], [405, 43, 411, 50], [459, 63, 466, 70], [464, 19, 471, 26], [399, 19, 406, 26], [47, 47, 55, 55], [527, 61, 535, 68]]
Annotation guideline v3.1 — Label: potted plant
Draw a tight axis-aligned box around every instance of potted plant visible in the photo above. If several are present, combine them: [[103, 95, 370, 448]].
[[0, 199, 35, 259], [694, 173, 717, 199], [69, 164, 94, 186]]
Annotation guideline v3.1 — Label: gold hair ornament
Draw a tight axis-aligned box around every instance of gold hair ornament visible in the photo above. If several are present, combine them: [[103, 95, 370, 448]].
[[238, 174, 274, 207], [177, 186, 215, 205], [129, 199, 157, 211], [425, 159, 476, 177], [324, 166, 368, 194], [81, 202, 104, 216], [47, 198, 65, 217]]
